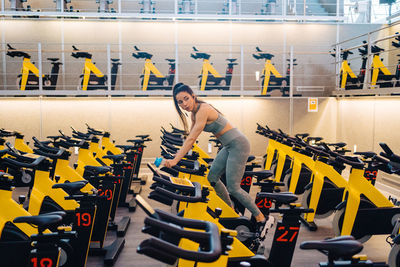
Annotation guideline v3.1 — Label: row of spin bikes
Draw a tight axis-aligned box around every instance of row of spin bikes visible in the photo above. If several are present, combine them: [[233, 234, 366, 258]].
[[130, 123, 400, 266], [336, 33, 400, 91], [0, 124, 151, 266], [6, 44, 294, 96]]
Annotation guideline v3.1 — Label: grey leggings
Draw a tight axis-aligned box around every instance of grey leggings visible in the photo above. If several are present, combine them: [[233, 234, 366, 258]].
[[207, 128, 262, 217]]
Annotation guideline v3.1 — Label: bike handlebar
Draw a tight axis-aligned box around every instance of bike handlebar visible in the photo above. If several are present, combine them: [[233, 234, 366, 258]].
[[139, 214, 222, 263]]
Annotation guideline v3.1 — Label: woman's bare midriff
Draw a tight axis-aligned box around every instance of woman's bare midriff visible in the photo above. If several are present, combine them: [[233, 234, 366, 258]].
[[214, 123, 234, 138]]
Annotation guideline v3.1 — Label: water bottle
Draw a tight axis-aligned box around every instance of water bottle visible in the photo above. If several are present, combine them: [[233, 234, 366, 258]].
[[154, 157, 164, 167]]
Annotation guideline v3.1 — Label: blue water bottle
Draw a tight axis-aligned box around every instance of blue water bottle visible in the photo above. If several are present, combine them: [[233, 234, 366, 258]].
[[154, 157, 164, 167]]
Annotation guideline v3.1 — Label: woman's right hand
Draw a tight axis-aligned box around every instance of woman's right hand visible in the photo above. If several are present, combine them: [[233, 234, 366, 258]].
[[164, 159, 177, 168]]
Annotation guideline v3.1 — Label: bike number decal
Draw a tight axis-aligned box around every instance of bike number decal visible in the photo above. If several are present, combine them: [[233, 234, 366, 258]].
[[76, 212, 92, 227], [275, 226, 299, 243], [240, 176, 252, 186], [255, 196, 272, 209], [98, 188, 113, 201], [31, 257, 53, 267]]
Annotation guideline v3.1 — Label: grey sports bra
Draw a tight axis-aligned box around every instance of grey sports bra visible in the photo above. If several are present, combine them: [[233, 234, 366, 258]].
[[203, 113, 228, 135]]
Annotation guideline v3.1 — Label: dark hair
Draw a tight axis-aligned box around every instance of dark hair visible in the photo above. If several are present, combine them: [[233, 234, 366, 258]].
[[172, 83, 204, 134]]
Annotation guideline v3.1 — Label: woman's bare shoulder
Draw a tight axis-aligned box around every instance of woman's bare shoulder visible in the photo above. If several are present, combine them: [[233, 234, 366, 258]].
[[199, 102, 213, 112]]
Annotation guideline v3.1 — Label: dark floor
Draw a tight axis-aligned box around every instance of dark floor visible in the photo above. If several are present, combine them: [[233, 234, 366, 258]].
[[82, 167, 392, 267]]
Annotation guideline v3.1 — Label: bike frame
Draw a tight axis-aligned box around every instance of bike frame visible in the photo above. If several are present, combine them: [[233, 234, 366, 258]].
[[81, 58, 105, 91], [200, 59, 223, 91], [261, 59, 283, 95], [141, 58, 165, 91]]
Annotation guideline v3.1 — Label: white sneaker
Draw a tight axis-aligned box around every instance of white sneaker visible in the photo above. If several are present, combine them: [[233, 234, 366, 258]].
[[261, 215, 275, 238]]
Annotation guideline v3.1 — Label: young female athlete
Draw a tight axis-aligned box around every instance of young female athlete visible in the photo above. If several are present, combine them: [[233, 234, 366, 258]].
[[164, 83, 268, 235]]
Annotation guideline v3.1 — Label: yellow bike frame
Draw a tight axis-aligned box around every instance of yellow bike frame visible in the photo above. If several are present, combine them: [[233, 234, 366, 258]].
[[81, 58, 105, 91], [19, 58, 45, 91], [199, 59, 223, 91], [28, 169, 79, 215], [339, 167, 393, 236], [370, 54, 392, 87], [14, 135, 34, 154], [339, 59, 357, 89], [261, 59, 283, 95], [141, 58, 165, 91], [304, 159, 347, 223], [287, 150, 315, 193]]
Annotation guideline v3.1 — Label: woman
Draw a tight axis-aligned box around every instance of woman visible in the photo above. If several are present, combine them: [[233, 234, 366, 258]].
[[164, 83, 268, 236]]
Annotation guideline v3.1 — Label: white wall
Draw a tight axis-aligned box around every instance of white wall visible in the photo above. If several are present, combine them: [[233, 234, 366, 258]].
[[0, 97, 336, 159]]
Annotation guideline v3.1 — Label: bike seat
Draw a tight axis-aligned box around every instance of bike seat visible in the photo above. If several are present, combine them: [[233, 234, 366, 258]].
[[203, 158, 214, 164], [247, 155, 256, 162], [111, 58, 120, 62], [226, 58, 237, 62], [47, 58, 59, 62], [300, 237, 363, 259], [244, 170, 273, 180], [52, 181, 88, 195], [127, 139, 145, 145], [165, 58, 175, 62], [116, 145, 136, 152], [103, 154, 126, 162], [14, 214, 63, 228], [329, 142, 346, 148], [42, 211, 67, 218], [354, 151, 376, 159], [84, 165, 111, 175], [256, 192, 298, 204]]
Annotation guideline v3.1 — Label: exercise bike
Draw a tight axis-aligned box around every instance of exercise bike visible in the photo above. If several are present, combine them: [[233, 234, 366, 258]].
[[332, 143, 400, 243], [147, 163, 313, 267], [301, 235, 390, 266], [253, 47, 295, 96], [1, 144, 125, 265], [136, 194, 234, 266], [131, 46, 175, 90], [335, 42, 369, 90], [71, 45, 121, 90], [6, 44, 62, 90], [191, 46, 237, 91], [369, 44, 399, 89]]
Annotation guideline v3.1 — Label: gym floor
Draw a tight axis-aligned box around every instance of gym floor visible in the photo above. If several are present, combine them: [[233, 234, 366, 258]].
[[80, 166, 392, 267]]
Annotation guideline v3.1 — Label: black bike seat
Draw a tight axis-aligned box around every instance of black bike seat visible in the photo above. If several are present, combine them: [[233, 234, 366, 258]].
[[244, 170, 274, 179], [52, 181, 88, 195], [256, 192, 298, 204], [300, 237, 363, 259], [103, 154, 125, 161], [247, 155, 256, 162], [203, 158, 214, 164], [84, 165, 111, 175], [127, 139, 145, 144], [354, 151, 376, 158], [14, 214, 63, 228], [116, 145, 136, 151], [329, 142, 347, 148], [42, 211, 67, 218], [165, 58, 175, 62], [47, 57, 59, 62], [226, 58, 237, 62]]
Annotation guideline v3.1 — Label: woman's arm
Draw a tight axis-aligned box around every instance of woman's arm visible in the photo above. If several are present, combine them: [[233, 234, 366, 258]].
[[164, 106, 208, 167]]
